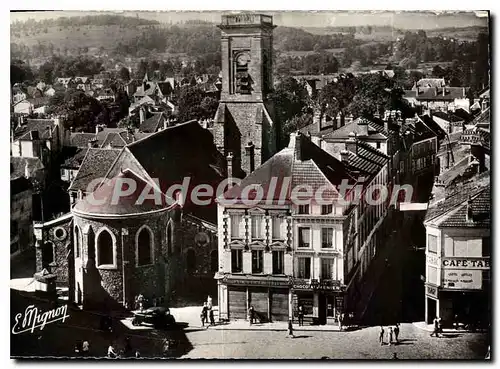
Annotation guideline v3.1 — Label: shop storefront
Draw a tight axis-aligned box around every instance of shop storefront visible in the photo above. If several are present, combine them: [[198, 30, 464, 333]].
[[292, 279, 345, 325], [217, 275, 293, 322]]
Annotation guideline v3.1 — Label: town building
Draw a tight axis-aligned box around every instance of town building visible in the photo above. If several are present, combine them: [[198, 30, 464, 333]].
[[423, 182, 490, 327], [403, 86, 471, 113], [215, 131, 399, 324], [213, 13, 278, 177]]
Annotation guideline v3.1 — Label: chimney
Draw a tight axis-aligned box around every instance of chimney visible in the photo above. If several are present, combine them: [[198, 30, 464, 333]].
[[226, 151, 233, 186], [314, 110, 322, 131], [357, 119, 368, 136], [435, 87, 438, 96], [346, 132, 357, 154], [293, 132, 302, 161], [416, 86, 420, 95], [384, 115, 390, 133], [340, 150, 349, 163], [139, 107, 145, 124], [318, 136, 324, 150], [442, 87, 446, 97], [95, 124, 104, 134], [245, 141, 255, 172], [46, 126, 52, 139], [466, 196, 474, 223], [24, 162, 30, 179]]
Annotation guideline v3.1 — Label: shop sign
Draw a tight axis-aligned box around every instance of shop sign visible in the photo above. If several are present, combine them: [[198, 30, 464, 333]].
[[442, 258, 490, 270], [292, 279, 342, 291], [443, 270, 482, 290], [425, 284, 438, 299], [426, 254, 439, 267], [224, 277, 291, 287]]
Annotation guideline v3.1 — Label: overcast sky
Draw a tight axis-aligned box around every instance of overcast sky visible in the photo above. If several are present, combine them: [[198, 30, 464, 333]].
[[10, 10, 489, 29]]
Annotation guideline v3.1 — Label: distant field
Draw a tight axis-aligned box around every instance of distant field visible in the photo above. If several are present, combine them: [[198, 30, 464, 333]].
[[281, 48, 345, 57], [10, 25, 146, 51]]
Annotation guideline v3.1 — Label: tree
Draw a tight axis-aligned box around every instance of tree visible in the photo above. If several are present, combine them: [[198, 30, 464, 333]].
[[11, 60, 33, 86], [347, 73, 397, 118], [282, 113, 313, 142], [48, 90, 104, 131], [118, 67, 131, 82], [200, 96, 219, 119], [318, 74, 357, 125], [176, 86, 205, 122]]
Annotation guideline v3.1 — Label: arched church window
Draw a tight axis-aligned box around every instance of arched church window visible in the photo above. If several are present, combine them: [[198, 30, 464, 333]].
[[74, 226, 81, 258], [42, 242, 54, 268], [137, 226, 153, 266], [167, 223, 173, 255], [96, 229, 114, 266]]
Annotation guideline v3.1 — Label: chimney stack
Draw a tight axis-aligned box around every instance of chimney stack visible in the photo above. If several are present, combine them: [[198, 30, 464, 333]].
[[24, 162, 30, 179], [226, 151, 233, 187], [443, 87, 446, 97], [357, 119, 369, 136], [340, 150, 349, 163], [293, 132, 302, 161], [245, 141, 255, 172], [346, 132, 357, 154], [466, 196, 474, 222], [139, 107, 145, 124], [314, 110, 323, 131]]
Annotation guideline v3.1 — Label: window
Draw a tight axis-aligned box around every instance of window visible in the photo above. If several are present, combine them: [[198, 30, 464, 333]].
[[482, 237, 491, 257], [210, 250, 218, 273], [235, 52, 250, 94], [231, 249, 243, 273], [272, 251, 284, 274], [231, 214, 242, 239], [376, 142, 381, 149], [97, 229, 114, 266], [427, 266, 437, 285], [321, 258, 334, 280], [186, 249, 196, 273], [272, 217, 282, 239], [298, 205, 310, 214], [252, 250, 263, 273], [74, 226, 81, 258], [251, 215, 263, 239], [42, 242, 54, 268], [321, 204, 333, 215], [137, 227, 153, 266], [298, 227, 311, 248], [298, 257, 311, 279], [428, 234, 437, 254], [88, 228, 95, 260], [321, 228, 334, 248]]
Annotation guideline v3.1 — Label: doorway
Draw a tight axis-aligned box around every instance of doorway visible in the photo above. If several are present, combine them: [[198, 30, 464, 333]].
[[318, 294, 326, 325], [427, 298, 436, 324]]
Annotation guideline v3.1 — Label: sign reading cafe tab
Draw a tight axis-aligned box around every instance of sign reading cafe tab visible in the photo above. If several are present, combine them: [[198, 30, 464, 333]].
[[442, 258, 490, 269]]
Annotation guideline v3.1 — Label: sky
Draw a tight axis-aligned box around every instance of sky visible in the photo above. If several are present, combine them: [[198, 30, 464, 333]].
[[10, 10, 489, 30]]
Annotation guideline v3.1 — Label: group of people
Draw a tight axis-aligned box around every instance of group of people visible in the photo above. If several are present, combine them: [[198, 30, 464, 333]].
[[379, 323, 401, 345], [107, 338, 141, 359], [201, 295, 215, 327], [74, 340, 90, 356]]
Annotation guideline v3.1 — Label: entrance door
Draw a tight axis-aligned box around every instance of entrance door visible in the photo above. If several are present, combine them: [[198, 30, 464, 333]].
[[228, 287, 247, 320], [427, 298, 436, 324], [318, 294, 326, 325], [270, 289, 289, 322], [326, 296, 335, 321]]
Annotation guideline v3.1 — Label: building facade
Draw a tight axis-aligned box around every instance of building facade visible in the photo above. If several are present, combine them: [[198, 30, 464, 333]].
[[423, 184, 490, 327]]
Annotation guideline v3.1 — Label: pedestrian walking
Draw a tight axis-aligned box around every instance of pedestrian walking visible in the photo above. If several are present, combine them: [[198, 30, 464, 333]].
[[200, 303, 208, 327], [207, 295, 213, 310], [430, 317, 440, 337], [394, 323, 400, 343], [454, 314, 459, 330], [209, 308, 215, 326], [82, 340, 90, 356], [107, 343, 118, 358], [392, 353, 399, 360], [379, 326, 385, 345], [288, 319, 294, 338], [298, 305, 304, 327], [248, 306, 255, 325], [162, 338, 171, 357], [137, 294, 145, 311], [388, 326, 394, 345], [338, 313, 343, 331], [437, 316, 443, 335]]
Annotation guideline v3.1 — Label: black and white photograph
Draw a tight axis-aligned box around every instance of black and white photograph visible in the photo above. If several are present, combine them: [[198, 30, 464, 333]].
[[9, 8, 491, 360]]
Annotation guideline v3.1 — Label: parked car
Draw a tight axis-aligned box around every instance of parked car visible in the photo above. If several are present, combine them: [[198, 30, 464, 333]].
[[132, 307, 179, 330]]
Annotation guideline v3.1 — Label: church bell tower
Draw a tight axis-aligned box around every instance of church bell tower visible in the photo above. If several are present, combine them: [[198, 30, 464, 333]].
[[214, 13, 277, 177]]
